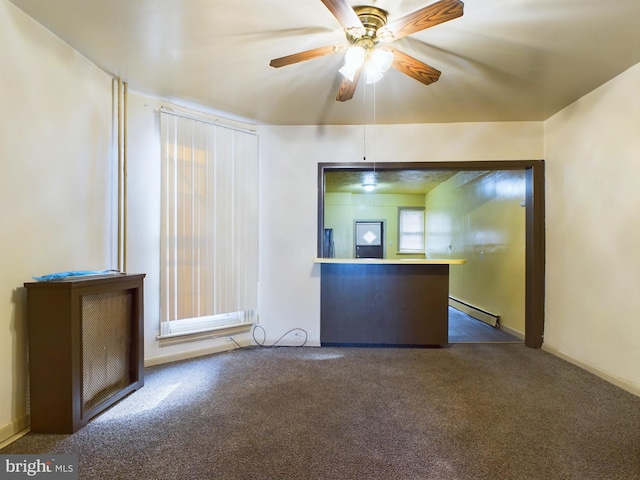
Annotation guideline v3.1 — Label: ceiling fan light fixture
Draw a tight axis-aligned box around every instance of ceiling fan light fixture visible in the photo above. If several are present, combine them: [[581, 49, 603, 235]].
[[339, 63, 360, 82], [344, 45, 366, 68], [365, 63, 384, 84], [340, 45, 367, 81], [365, 48, 394, 83], [371, 48, 394, 72]]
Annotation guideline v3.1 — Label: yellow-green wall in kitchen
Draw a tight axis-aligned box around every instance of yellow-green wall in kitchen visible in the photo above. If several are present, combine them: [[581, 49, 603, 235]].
[[324, 192, 426, 259], [425, 171, 526, 335]]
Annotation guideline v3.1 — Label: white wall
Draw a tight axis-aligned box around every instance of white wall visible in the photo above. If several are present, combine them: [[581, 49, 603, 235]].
[[0, 0, 115, 442], [258, 123, 543, 345], [544, 62, 640, 394]]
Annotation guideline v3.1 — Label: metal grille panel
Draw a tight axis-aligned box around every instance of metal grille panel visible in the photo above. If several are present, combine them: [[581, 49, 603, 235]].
[[81, 290, 133, 414]]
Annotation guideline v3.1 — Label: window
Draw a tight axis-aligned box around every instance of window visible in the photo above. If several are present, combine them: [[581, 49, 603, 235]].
[[398, 207, 425, 253], [158, 109, 258, 343]]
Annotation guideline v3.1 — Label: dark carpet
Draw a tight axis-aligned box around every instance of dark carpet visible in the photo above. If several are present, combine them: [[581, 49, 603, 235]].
[[3, 345, 640, 479]]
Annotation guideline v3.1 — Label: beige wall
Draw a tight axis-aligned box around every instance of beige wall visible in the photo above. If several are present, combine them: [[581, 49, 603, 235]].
[[544, 63, 640, 393], [258, 122, 543, 346], [425, 171, 526, 334], [4, 0, 637, 445], [0, 0, 115, 442]]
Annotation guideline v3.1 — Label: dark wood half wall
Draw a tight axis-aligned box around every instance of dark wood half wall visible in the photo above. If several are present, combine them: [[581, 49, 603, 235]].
[[321, 262, 450, 347], [317, 160, 545, 349]]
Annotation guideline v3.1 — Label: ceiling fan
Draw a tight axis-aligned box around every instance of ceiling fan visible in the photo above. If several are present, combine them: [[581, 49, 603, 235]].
[[269, 0, 464, 102]]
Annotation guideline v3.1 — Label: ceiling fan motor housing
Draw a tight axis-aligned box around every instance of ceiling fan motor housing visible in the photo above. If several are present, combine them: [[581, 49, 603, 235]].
[[346, 6, 389, 46]]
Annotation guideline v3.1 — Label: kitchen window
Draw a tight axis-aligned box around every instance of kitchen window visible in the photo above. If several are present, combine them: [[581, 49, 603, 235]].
[[398, 207, 425, 254]]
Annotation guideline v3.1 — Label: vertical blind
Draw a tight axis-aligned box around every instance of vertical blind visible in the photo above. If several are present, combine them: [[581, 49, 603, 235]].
[[159, 110, 258, 338]]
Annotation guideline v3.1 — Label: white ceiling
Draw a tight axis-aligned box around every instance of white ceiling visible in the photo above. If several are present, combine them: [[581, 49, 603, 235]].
[[9, 0, 640, 126]]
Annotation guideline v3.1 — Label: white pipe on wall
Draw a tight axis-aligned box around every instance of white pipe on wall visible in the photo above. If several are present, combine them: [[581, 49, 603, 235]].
[[116, 78, 128, 272]]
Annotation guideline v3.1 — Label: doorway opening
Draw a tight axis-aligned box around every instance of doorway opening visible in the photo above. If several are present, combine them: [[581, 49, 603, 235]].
[[317, 161, 545, 348]]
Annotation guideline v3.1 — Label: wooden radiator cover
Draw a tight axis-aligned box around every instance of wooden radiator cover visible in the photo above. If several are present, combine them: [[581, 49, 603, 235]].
[[24, 273, 145, 433]]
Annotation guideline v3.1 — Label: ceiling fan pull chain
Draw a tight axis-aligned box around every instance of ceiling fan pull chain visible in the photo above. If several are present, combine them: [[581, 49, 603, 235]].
[[373, 81, 377, 169], [363, 80, 367, 161]]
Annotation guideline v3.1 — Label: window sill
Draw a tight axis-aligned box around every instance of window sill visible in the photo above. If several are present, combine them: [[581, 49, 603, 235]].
[[157, 322, 253, 347]]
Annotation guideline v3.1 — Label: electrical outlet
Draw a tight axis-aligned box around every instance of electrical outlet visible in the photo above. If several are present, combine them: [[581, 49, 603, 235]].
[[480, 251, 484, 259]]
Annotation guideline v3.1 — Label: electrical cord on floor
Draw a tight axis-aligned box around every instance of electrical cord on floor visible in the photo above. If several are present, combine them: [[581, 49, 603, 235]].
[[252, 325, 308, 347]]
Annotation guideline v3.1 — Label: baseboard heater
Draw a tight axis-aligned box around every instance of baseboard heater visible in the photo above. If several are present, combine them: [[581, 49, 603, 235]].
[[449, 297, 500, 328]]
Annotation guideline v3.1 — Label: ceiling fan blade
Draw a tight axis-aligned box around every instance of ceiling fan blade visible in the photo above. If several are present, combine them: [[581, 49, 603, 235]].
[[336, 67, 362, 102], [270, 44, 346, 68], [380, 0, 464, 42], [321, 0, 364, 31], [390, 48, 441, 85]]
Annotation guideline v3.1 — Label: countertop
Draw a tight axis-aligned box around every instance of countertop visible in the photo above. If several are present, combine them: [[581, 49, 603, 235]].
[[314, 258, 467, 265]]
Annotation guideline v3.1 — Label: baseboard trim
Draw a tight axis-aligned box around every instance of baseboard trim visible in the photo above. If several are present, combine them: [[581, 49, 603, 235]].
[[449, 297, 499, 327], [500, 324, 524, 340], [145, 336, 252, 367], [0, 415, 30, 449], [543, 344, 640, 398]]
